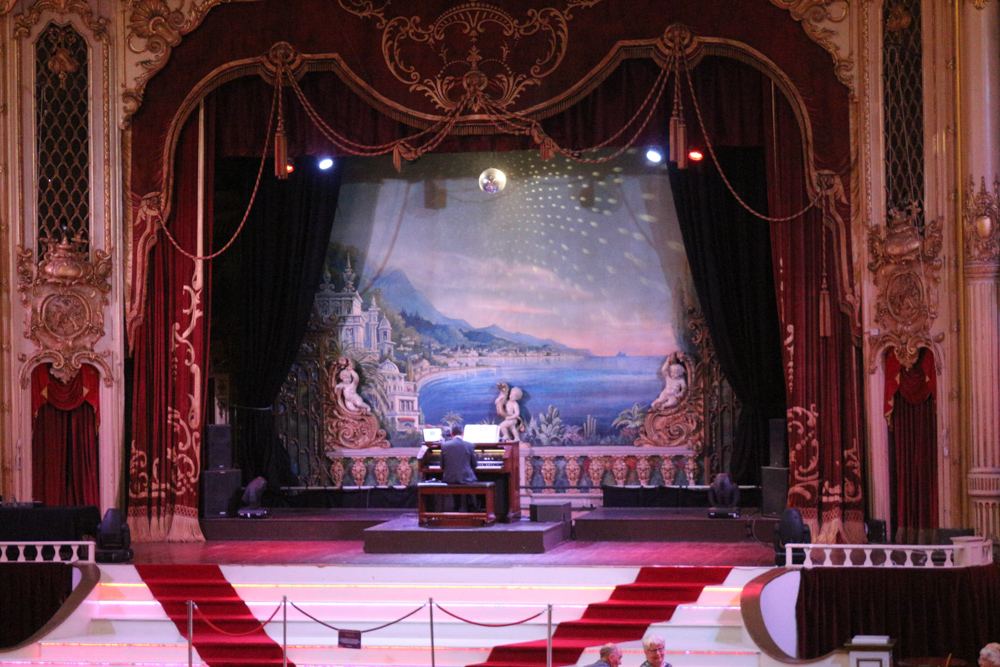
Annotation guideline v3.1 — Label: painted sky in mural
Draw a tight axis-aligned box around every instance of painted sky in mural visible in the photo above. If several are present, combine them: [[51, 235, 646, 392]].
[[329, 149, 695, 443]]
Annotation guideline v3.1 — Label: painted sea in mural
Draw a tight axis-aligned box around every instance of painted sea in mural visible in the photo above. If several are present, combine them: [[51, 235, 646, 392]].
[[417, 355, 663, 441]]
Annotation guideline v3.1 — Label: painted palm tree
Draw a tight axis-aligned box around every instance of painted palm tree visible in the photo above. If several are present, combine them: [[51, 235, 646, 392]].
[[442, 412, 464, 428], [613, 402, 647, 433]]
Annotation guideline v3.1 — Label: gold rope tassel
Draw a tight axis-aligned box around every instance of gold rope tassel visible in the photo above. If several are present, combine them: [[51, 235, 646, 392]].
[[819, 278, 832, 338], [274, 66, 288, 179], [274, 121, 288, 180]]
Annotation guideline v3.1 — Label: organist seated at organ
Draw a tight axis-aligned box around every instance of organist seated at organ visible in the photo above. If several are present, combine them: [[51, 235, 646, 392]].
[[420, 425, 522, 522], [441, 424, 481, 511]]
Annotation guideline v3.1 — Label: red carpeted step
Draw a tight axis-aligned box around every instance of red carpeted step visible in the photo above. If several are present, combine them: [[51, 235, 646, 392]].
[[136, 564, 294, 667], [580, 600, 682, 621], [468, 566, 731, 667], [606, 583, 709, 602]]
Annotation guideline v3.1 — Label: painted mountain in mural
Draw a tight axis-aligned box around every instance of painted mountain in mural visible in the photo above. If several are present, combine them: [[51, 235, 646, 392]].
[[370, 269, 590, 355]]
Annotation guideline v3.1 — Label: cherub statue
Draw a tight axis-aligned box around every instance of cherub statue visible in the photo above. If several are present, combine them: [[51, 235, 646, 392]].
[[332, 356, 370, 413], [495, 381, 510, 419], [498, 386, 524, 441], [652, 356, 688, 409]]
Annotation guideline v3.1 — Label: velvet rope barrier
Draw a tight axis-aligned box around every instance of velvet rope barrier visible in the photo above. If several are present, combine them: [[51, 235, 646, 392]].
[[192, 601, 283, 636], [289, 600, 427, 634], [433, 601, 547, 627]]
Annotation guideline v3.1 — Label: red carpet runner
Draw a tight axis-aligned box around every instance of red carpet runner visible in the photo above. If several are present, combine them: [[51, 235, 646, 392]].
[[469, 566, 732, 667], [136, 564, 293, 667]]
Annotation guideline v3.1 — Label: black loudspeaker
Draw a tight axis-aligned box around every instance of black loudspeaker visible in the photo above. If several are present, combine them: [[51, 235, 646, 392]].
[[761, 466, 789, 517], [865, 518, 888, 544], [206, 424, 232, 469], [768, 418, 788, 467], [202, 469, 242, 517]]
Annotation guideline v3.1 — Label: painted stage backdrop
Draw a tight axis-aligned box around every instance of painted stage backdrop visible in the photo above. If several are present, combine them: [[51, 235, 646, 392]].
[[273, 149, 733, 489]]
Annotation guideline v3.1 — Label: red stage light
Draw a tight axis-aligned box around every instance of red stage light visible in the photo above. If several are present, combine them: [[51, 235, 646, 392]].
[[689, 150, 704, 161]]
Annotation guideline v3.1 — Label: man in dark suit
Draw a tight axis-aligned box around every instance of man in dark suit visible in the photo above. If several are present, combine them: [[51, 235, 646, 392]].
[[441, 424, 478, 510], [581, 643, 622, 667]]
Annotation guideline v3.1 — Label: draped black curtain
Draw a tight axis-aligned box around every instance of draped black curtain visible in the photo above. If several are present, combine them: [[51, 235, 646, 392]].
[[213, 157, 341, 484], [669, 147, 786, 485]]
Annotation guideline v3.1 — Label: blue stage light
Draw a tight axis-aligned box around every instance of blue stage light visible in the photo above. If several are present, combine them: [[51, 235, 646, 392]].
[[645, 148, 663, 164], [319, 157, 334, 170]]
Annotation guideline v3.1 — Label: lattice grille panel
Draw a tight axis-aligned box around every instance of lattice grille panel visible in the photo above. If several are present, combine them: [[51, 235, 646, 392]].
[[882, 0, 924, 227], [36, 23, 90, 245]]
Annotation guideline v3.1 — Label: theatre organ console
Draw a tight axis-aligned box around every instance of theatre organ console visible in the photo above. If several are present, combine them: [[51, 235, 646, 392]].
[[419, 441, 521, 522]]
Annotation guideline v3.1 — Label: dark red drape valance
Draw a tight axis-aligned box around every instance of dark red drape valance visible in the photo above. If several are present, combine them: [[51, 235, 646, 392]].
[[31, 363, 101, 426], [884, 347, 937, 421]]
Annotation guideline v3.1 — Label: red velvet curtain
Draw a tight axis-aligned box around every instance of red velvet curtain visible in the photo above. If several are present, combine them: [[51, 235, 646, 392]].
[[797, 564, 1000, 662], [0, 563, 73, 649], [30, 364, 100, 506], [765, 78, 863, 543], [128, 110, 213, 541], [885, 348, 938, 543]]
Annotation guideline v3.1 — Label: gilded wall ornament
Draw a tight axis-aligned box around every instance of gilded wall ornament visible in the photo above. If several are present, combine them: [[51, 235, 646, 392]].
[[964, 175, 1000, 262], [867, 202, 944, 372], [338, 0, 603, 112], [17, 236, 113, 386], [14, 0, 109, 42]]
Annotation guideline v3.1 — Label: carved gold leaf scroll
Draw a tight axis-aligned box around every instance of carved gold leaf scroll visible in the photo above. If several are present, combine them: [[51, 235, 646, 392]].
[[867, 202, 944, 373], [964, 175, 1000, 262], [339, 0, 603, 112], [17, 236, 114, 387]]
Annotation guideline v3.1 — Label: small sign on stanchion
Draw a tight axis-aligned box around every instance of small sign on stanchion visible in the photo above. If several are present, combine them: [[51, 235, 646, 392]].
[[338, 629, 362, 649]]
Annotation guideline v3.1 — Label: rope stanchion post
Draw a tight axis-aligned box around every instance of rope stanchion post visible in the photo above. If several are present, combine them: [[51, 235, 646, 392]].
[[546, 603, 553, 667], [187, 600, 194, 667], [430, 597, 436, 667], [283, 595, 288, 667]]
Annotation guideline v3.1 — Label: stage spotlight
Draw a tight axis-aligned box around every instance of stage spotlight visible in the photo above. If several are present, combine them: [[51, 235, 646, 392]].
[[707, 473, 740, 519], [285, 159, 295, 175], [318, 157, 334, 170], [479, 168, 507, 193], [689, 150, 704, 162], [95, 508, 134, 563], [238, 476, 270, 519], [645, 148, 663, 164]]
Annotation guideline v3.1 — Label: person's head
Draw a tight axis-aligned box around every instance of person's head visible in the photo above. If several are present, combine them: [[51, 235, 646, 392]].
[[642, 634, 666, 667], [668, 363, 685, 379], [451, 424, 463, 437], [979, 643, 1000, 667], [599, 643, 622, 667]]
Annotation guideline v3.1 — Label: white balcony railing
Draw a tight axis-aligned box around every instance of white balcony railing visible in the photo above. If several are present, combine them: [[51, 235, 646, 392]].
[[0, 540, 96, 563], [785, 536, 993, 568]]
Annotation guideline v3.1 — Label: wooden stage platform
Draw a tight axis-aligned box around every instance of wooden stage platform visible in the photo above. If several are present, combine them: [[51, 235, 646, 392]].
[[196, 505, 778, 557]]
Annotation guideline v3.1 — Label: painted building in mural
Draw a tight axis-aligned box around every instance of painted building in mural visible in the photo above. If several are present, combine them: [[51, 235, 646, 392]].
[[315, 259, 394, 358], [379, 359, 420, 430]]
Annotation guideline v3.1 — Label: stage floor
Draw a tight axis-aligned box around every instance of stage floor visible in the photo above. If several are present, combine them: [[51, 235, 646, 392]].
[[134, 507, 778, 567]]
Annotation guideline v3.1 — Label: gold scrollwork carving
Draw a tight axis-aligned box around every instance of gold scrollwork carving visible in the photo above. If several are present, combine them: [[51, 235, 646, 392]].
[[339, 0, 603, 112], [964, 175, 1000, 262], [867, 202, 944, 372], [14, 0, 110, 42], [17, 236, 114, 387]]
